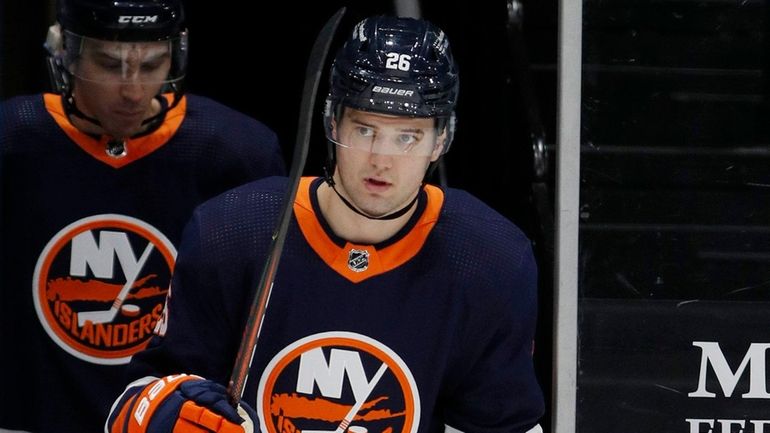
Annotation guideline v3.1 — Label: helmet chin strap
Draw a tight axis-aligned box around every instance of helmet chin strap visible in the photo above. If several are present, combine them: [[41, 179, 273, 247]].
[[63, 90, 174, 156], [64, 93, 170, 133], [63, 94, 128, 157], [63, 93, 102, 128], [323, 167, 420, 221]]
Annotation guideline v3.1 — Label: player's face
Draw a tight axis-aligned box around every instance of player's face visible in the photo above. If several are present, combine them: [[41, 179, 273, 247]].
[[70, 39, 171, 138], [331, 108, 444, 217]]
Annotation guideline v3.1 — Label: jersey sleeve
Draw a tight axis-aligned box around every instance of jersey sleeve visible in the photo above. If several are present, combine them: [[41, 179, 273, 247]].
[[444, 237, 545, 433]]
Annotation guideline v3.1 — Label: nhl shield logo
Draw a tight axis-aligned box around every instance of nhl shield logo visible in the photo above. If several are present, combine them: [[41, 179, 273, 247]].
[[347, 249, 369, 272]]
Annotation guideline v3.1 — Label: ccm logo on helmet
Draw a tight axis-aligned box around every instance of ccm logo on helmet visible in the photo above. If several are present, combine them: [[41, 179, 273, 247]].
[[118, 15, 159, 24], [372, 86, 414, 97]]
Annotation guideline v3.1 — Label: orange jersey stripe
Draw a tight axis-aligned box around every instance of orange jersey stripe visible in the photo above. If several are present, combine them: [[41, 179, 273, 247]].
[[43, 93, 186, 169], [294, 177, 444, 283]]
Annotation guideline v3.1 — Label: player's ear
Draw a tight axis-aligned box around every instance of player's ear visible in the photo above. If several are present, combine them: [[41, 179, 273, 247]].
[[330, 116, 339, 141], [431, 130, 446, 162]]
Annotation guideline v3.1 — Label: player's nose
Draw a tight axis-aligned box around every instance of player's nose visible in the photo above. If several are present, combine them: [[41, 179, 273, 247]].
[[368, 150, 392, 169], [119, 81, 146, 103]]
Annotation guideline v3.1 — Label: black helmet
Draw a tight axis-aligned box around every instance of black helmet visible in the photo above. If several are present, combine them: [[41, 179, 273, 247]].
[[57, 0, 186, 42], [328, 15, 459, 119], [45, 0, 188, 141], [49, 0, 188, 88]]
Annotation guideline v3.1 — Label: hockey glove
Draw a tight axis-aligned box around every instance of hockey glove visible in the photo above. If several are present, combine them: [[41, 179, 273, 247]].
[[109, 374, 256, 433]]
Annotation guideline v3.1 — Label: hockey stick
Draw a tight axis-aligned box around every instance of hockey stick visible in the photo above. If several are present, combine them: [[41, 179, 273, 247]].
[[226, 7, 346, 406], [77, 242, 154, 326]]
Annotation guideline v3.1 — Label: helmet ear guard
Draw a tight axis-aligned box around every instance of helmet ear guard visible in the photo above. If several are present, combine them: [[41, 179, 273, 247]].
[[44, 23, 70, 94], [322, 96, 338, 184]]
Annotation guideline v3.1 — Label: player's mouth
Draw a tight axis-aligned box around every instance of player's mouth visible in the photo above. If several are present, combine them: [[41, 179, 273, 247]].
[[364, 177, 392, 193]]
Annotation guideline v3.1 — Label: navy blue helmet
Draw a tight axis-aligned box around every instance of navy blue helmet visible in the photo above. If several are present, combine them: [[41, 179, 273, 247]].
[[324, 15, 460, 168], [328, 15, 459, 120], [322, 16, 460, 216]]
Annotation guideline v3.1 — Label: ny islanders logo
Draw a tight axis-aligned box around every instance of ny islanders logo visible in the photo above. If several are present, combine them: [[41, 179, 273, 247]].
[[257, 332, 420, 433], [32, 214, 176, 365]]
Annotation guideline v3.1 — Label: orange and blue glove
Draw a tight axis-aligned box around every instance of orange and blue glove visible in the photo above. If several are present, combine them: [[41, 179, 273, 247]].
[[108, 374, 255, 433]]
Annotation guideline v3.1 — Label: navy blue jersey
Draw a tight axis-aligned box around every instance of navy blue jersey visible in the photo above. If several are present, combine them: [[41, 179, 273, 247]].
[[123, 176, 544, 433], [0, 93, 285, 433]]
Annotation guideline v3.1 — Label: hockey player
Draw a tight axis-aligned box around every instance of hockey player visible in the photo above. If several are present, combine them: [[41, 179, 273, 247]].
[[0, 0, 285, 432], [107, 15, 545, 433]]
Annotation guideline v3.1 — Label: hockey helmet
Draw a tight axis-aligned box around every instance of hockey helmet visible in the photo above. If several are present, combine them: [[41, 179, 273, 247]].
[[46, 0, 187, 94], [58, 0, 186, 42], [324, 15, 459, 158]]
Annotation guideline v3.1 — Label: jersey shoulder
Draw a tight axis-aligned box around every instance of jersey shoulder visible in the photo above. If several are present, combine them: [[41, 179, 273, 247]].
[[200, 176, 288, 213], [182, 94, 278, 146], [0, 94, 54, 150], [176, 94, 284, 175], [0, 93, 46, 121], [192, 176, 288, 239], [434, 187, 537, 301], [440, 187, 533, 255]]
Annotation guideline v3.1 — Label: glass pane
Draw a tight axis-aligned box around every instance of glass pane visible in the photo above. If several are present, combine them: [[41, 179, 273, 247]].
[[578, 1, 770, 431]]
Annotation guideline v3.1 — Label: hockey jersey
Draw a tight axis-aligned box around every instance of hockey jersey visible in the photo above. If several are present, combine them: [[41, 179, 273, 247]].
[[122, 176, 545, 433], [0, 93, 285, 433]]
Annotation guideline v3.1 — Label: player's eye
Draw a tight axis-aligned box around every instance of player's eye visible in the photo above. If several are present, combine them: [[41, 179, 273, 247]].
[[395, 133, 421, 152], [398, 134, 417, 145], [140, 59, 165, 73], [140, 53, 170, 72], [96, 59, 122, 71], [356, 126, 374, 137]]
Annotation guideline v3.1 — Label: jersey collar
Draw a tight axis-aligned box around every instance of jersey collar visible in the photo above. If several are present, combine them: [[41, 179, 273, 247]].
[[44, 93, 186, 169], [293, 176, 444, 283]]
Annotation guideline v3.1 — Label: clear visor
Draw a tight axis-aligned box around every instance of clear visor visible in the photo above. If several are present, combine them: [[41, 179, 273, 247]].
[[324, 105, 447, 157], [63, 31, 186, 85]]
